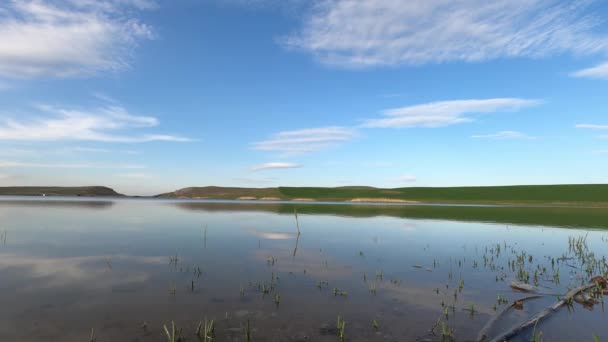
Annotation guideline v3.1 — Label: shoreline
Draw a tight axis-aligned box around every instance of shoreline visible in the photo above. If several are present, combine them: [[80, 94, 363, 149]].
[[2, 194, 608, 209]]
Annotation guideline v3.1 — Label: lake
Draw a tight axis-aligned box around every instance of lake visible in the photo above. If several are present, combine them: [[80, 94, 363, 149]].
[[0, 197, 607, 341]]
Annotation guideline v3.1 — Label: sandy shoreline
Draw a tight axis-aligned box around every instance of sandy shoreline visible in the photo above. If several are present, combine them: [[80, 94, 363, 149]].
[[235, 197, 418, 203], [348, 198, 420, 203]]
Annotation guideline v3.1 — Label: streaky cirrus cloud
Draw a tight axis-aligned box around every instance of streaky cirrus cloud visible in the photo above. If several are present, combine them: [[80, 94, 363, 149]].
[[252, 126, 356, 155], [362, 98, 540, 128], [251, 162, 301, 171], [571, 62, 608, 80], [285, 0, 608, 67], [0, 0, 156, 78], [471, 131, 533, 139], [576, 123, 608, 130], [0, 105, 192, 143]]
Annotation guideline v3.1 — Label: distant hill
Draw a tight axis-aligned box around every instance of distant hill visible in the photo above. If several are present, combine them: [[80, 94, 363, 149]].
[[3, 184, 608, 206], [156, 186, 282, 200], [157, 184, 608, 206], [0, 186, 123, 197]]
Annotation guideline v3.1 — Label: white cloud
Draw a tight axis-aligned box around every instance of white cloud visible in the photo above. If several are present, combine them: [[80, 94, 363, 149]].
[[0, 173, 13, 180], [253, 126, 356, 155], [0, 160, 145, 169], [251, 162, 301, 171], [285, 0, 608, 67], [117, 172, 153, 179], [393, 175, 417, 183], [571, 62, 608, 79], [70, 147, 111, 153], [576, 123, 608, 130], [0, 148, 36, 157], [91, 91, 119, 104], [0, 0, 155, 78], [471, 131, 532, 139], [362, 98, 540, 128], [0, 105, 192, 143]]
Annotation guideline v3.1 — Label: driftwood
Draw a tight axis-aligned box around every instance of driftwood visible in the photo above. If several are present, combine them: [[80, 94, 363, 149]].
[[488, 283, 597, 342], [476, 295, 541, 342], [510, 281, 537, 293]]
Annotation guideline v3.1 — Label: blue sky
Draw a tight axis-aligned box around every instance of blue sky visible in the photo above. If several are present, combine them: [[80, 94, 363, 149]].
[[1, 0, 608, 195]]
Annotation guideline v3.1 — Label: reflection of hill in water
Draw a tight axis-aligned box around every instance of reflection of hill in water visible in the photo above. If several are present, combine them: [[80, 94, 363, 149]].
[[0, 199, 115, 210], [172, 201, 608, 229]]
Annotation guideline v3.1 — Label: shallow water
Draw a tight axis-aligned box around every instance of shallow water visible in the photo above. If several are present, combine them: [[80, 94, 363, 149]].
[[0, 197, 607, 341]]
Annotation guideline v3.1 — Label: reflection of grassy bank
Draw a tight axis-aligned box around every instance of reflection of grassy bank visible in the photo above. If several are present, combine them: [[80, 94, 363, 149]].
[[173, 201, 608, 229], [159, 184, 608, 207]]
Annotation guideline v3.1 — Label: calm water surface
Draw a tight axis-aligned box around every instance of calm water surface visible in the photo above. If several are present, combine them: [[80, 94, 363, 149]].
[[0, 197, 607, 341]]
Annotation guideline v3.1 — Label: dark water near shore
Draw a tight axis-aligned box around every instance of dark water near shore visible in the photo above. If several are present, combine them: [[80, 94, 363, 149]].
[[0, 197, 607, 341]]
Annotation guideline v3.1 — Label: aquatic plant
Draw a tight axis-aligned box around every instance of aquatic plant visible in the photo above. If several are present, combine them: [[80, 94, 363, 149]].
[[196, 319, 215, 342], [336, 315, 346, 342], [531, 320, 543, 342], [275, 293, 281, 306], [370, 282, 377, 295], [440, 322, 454, 341], [164, 321, 183, 342], [246, 319, 251, 342], [90, 328, 96, 342]]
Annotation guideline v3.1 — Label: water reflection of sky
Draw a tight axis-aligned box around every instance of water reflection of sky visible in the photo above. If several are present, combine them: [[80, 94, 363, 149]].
[[0, 197, 607, 341]]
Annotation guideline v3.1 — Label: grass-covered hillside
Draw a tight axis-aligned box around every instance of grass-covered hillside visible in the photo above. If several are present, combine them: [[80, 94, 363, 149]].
[[0, 186, 123, 197], [158, 184, 608, 206]]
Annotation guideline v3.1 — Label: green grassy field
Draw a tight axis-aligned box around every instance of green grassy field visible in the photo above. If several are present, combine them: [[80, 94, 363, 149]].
[[277, 184, 608, 205], [156, 184, 608, 206]]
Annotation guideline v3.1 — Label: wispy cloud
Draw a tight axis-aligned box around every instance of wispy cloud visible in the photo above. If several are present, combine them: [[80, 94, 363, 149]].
[[253, 126, 356, 155], [0, 0, 155, 78], [571, 62, 608, 80], [0, 173, 14, 180], [251, 162, 301, 171], [392, 175, 417, 183], [71, 147, 111, 153], [117, 172, 153, 179], [0, 105, 192, 143], [91, 91, 119, 104], [471, 131, 533, 139], [0, 160, 145, 169], [362, 98, 540, 128], [576, 123, 608, 130], [285, 0, 608, 67]]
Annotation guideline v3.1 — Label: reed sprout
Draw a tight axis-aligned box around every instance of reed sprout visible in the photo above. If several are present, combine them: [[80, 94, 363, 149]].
[[336, 315, 346, 342], [164, 321, 183, 342]]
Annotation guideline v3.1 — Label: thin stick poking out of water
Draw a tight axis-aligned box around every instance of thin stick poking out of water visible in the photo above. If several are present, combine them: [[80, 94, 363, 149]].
[[294, 209, 301, 235]]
